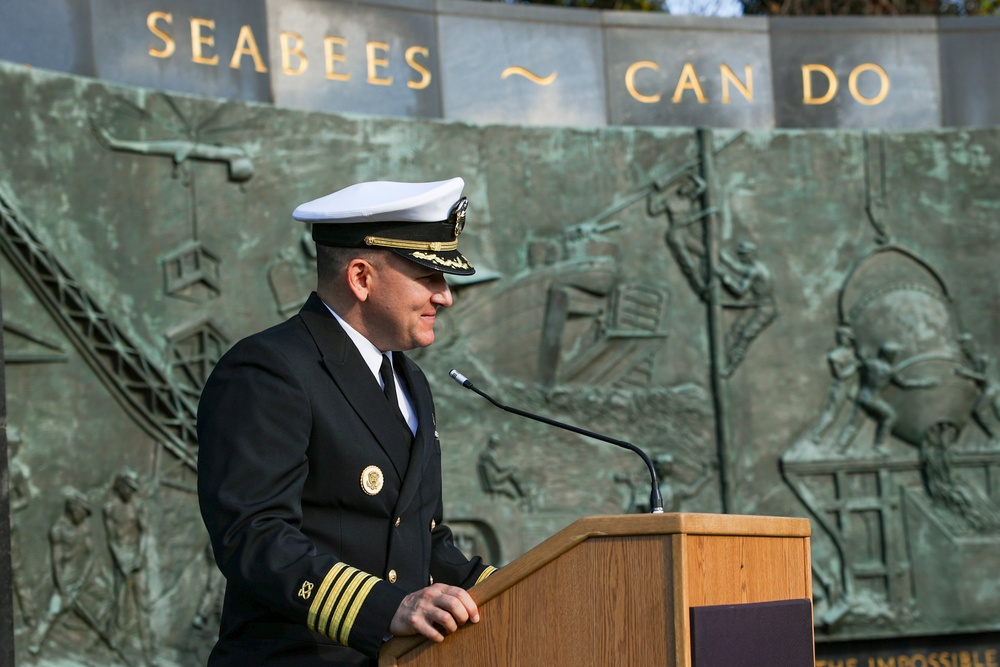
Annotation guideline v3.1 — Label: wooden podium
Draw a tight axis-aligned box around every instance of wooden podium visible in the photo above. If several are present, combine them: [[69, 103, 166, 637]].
[[379, 513, 812, 667]]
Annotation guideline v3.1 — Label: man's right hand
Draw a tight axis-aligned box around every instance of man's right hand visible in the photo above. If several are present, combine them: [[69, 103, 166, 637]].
[[388, 583, 480, 642]]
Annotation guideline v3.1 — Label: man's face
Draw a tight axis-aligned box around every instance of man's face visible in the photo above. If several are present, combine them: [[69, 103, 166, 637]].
[[364, 252, 453, 351]]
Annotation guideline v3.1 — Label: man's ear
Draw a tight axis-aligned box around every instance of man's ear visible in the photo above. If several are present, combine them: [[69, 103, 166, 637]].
[[345, 257, 374, 302]]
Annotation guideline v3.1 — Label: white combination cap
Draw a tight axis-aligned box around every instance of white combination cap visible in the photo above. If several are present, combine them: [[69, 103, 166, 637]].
[[293, 178, 475, 275]]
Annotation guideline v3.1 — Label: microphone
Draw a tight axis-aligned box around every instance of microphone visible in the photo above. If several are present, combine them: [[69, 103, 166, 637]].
[[449, 369, 664, 514]]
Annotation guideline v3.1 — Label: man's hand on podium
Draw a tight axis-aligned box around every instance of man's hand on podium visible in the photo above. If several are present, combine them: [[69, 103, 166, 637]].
[[389, 584, 481, 642]]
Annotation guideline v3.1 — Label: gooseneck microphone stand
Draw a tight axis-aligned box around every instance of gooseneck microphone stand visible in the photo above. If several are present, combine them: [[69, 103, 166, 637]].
[[450, 370, 664, 514]]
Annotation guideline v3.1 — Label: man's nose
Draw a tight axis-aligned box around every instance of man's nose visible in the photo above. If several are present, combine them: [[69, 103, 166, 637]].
[[432, 280, 453, 308]]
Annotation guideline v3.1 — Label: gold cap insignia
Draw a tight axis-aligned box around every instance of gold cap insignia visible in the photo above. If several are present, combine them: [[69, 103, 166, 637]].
[[361, 465, 384, 496], [450, 197, 468, 238]]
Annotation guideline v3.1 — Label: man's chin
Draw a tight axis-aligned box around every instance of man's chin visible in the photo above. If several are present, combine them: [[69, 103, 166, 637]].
[[400, 332, 436, 351]]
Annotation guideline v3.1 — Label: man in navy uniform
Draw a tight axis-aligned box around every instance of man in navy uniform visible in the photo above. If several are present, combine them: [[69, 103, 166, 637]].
[[197, 177, 496, 666]]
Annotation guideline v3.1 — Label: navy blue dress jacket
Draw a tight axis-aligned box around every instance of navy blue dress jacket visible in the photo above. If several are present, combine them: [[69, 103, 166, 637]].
[[197, 293, 492, 666]]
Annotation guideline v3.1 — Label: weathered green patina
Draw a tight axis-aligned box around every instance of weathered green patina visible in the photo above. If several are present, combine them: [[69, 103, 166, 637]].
[[2, 60, 999, 664]]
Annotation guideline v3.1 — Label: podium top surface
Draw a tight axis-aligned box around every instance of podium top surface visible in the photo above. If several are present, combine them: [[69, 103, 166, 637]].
[[559, 512, 811, 539]]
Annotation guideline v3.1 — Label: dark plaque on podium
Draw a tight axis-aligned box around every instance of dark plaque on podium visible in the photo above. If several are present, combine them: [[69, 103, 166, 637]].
[[690, 598, 814, 667]]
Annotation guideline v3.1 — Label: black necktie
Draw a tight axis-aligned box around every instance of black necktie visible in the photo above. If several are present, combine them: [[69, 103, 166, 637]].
[[379, 353, 405, 423]]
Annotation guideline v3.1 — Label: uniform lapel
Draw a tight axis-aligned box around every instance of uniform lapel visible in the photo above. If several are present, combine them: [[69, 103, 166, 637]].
[[393, 353, 435, 514], [297, 294, 411, 480]]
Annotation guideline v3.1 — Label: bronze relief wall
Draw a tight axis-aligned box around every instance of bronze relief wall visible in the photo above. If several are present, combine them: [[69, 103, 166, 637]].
[[2, 61, 999, 664]]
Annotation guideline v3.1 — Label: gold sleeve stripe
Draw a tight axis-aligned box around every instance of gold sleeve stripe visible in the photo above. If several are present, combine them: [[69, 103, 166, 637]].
[[306, 562, 381, 643], [308, 562, 348, 630], [314, 566, 356, 637], [475, 566, 498, 585], [307, 563, 381, 642], [339, 576, 380, 643], [328, 569, 370, 643]]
